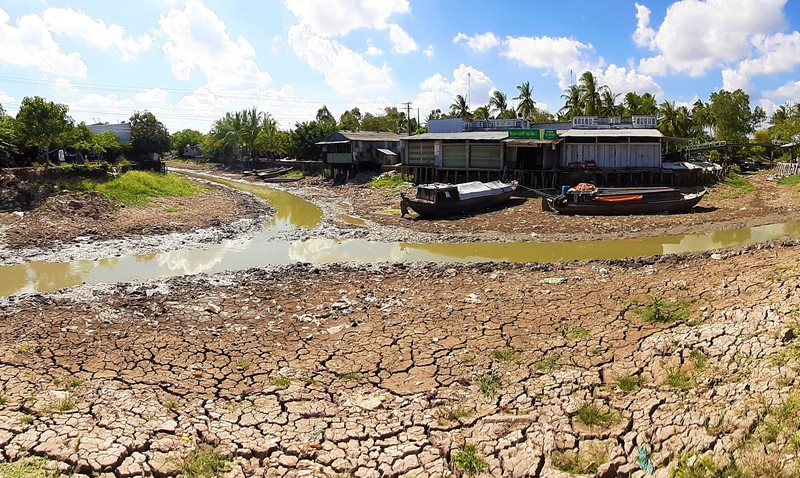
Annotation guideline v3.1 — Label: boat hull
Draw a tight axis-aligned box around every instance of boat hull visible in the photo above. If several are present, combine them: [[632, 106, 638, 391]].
[[401, 190, 516, 218], [543, 188, 706, 216]]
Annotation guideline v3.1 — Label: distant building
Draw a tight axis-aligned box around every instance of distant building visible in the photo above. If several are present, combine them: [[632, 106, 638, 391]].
[[316, 131, 404, 166], [89, 123, 131, 143], [560, 115, 662, 169]]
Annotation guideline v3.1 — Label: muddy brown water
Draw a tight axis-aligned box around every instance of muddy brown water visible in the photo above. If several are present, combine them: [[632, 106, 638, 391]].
[[2, 174, 800, 297]]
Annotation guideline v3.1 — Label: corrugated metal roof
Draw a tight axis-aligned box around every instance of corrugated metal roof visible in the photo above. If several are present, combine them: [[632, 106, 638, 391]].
[[337, 130, 404, 142], [402, 132, 509, 141], [560, 129, 663, 138], [376, 148, 397, 156]]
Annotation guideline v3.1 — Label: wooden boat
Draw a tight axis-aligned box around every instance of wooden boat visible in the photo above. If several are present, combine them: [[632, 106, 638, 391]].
[[261, 176, 301, 183], [541, 183, 706, 216], [256, 166, 293, 179], [400, 180, 518, 218]]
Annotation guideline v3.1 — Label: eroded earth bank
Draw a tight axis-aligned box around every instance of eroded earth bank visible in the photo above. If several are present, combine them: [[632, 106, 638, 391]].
[[3, 242, 800, 477]]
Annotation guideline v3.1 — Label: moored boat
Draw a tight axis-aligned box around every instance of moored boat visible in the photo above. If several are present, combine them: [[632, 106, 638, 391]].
[[400, 180, 518, 218], [542, 183, 705, 215]]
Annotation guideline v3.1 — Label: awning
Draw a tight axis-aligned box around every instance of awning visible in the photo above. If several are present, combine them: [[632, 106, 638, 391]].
[[376, 148, 397, 156], [503, 138, 560, 146]]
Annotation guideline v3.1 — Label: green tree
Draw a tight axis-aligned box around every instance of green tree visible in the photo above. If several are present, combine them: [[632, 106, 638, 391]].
[[707, 89, 760, 142], [449, 94, 471, 119], [769, 101, 800, 143], [558, 84, 582, 120], [600, 88, 622, 116], [15, 96, 74, 162], [338, 107, 362, 131], [170, 129, 205, 157], [290, 120, 335, 159], [514, 81, 536, 120], [577, 71, 606, 116], [473, 105, 490, 120], [129, 111, 170, 159], [0, 115, 20, 166], [316, 106, 336, 129], [425, 109, 442, 124], [488, 90, 509, 119]]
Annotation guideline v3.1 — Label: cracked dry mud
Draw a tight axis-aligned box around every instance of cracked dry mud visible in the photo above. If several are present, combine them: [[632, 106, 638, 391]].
[[3, 243, 800, 477]]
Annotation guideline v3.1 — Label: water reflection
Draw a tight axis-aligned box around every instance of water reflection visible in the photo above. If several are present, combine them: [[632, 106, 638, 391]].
[[3, 175, 800, 297]]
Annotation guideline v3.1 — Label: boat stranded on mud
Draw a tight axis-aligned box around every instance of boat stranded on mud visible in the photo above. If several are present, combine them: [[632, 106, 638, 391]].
[[399, 180, 518, 218], [540, 183, 707, 216]]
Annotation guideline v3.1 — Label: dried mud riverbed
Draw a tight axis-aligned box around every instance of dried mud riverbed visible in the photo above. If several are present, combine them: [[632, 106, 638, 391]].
[[2, 243, 800, 477]]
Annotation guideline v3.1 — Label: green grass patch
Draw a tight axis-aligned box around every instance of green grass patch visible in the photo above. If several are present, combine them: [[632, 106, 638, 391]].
[[369, 173, 413, 191], [477, 371, 502, 397], [664, 367, 694, 393], [575, 403, 620, 427], [532, 354, 560, 373], [719, 172, 754, 199], [181, 445, 231, 478], [617, 375, 642, 393], [491, 347, 516, 361], [0, 456, 51, 478], [95, 171, 200, 205], [632, 295, 693, 324], [776, 174, 800, 186], [689, 349, 709, 372], [337, 372, 364, 383], [272, 376, 291, 389], [565, 326, 590, 339], [279, 169, 313, 179], [451, 445, 487, 476]]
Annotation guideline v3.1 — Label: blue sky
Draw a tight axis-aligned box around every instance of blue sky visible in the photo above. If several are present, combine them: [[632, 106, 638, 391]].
[[1, 0, 799, 133]]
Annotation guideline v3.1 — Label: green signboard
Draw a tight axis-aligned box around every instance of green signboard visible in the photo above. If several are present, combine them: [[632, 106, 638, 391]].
[[543, 129, 558, 140], [508, 128, 541, 140]]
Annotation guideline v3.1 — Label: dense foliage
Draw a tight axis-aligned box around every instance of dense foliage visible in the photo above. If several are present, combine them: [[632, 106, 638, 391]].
[[129, 111, 170, 159]]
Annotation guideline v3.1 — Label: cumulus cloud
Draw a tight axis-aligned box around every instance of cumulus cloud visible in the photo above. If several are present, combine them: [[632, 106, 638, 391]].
[[596, 65, 663, 98], [50, 77, 77, 95], [0, 8, 87, 77], [721, 68, 755, 93], [413, 64, 493, 118], [736, 31, 800, 76], [284, 0, 410, 37], [42, 7, 152, 60], [364, 40, 383, 56], [287, 24, 392, 94], [503, 35, 598, 83], [423, 45, 434, 58], [764, 80, 800, 100], [388, 24, 417, 54], [158, 0, 271, 91], [632, 3, 656, 49], [453, 32, 500, 52], [640, 0, 786, 76]]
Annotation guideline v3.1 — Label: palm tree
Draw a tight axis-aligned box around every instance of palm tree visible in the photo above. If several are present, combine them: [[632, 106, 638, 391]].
[[425, 109, 442, 124], [514, 81, 536, 120], [488, 90, 509, 118], [450, 94, 471, 119], [691, 99, 714, 139], [578, 71, 604, 116], [639, 93, 658, 115], [600, 88, 621, 117], [559, 84, 582, 120], [473, 105, 490, 120]]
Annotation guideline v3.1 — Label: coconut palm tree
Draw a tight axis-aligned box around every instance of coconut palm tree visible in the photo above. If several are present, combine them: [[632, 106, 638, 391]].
[[559, 84, 582, 120], [600, 88, 621, 117], [514, 81, 536, 120], [577, 71, 605, 116], [450, 94, 471, 119], [488, 90, 509, 118]]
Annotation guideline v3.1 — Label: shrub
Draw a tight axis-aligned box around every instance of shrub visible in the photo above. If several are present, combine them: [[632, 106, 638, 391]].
[[451, 445, 487, 476], [632, 295, 693, 324]]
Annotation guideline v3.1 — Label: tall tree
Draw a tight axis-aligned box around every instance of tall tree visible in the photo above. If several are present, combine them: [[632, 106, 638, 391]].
[[449, 94, 471, 119], [707, 89, 760, 142], [170, 129, 205, 157], [473, 105, 490, 120], [488, 90, 509, 118], [15, 96, 74, 162], [316, 106, 336, 129], [559, 84, 582, 120], [129, 111, 170, 159], [577, 71, 605, 116], [514, 81, 536, 120], [338, 107, 362, 131], [600, 88, 621, 117]]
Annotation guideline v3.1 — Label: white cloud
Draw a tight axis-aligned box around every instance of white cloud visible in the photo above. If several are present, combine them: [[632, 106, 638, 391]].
[[637, 55, 669, 76], [284, 0, 410, 37], [365, 40, 383, 56], [632, 3, 656, 49], [133, 87, 171, 103], [69, 93, 137, 124], [158, 0, 271, 91], [642, 0, 786, 76], [0, 8, 87, 77], [42, 7, 152, 61], [287, 24, 392, 94], [423, 45, 434, 58], [503, 35, 598, 81], [413, 64, 493, 117], [453, 32, 500, 52], [388, 24, 417, 54], [721, 68, 755, 93], [50, 77, 76, 95], [736, 31, 800, 76], [596, 65, 663, 98], [0, 91, 13, 105], [764, 80, 800, 100]]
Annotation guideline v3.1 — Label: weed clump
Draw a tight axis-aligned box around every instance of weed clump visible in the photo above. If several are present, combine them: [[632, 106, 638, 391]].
[[451, 445, 487, 476]]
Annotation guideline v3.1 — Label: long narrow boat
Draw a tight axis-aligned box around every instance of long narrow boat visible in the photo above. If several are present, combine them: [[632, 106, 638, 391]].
[[256, 166, 293, 179], [400, 180, 518, 218], [542, 184, 706, 215]]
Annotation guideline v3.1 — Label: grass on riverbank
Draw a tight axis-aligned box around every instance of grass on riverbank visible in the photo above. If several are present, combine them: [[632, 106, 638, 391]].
[[369, 172, 413, 192], [719, 172, 754, 199], [776, 174, 800, 186], [61, 171, 201, 206]]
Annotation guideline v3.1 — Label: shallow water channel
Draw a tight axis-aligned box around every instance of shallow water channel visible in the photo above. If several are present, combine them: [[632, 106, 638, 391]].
[[2, 173, 800, 297]]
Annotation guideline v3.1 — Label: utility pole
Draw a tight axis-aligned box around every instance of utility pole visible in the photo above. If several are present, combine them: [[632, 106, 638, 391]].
[[403, 101, 412, 134]]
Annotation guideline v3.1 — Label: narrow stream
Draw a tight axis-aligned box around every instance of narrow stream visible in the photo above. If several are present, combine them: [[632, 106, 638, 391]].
[[2, 173, 799, 297]]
